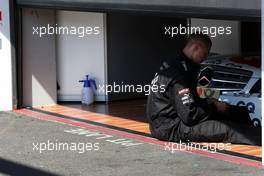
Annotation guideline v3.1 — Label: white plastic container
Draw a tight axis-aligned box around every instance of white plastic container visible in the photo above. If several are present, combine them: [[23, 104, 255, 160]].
[[81, 87, 94, 105], [79, 75, 97, 105]]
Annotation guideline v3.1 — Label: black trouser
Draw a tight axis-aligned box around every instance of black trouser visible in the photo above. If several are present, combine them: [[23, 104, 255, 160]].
[[177, 106, 261, 146]]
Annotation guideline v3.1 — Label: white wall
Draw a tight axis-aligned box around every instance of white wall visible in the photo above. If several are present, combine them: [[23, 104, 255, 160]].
[[22, 9, 57, 107], [0, 1, 13, 111], [191, 18, 241, 55], [56, 11, 106, 101]]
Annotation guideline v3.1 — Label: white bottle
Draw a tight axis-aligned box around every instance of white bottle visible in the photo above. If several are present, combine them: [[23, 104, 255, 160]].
[[79, 75, 97, 105], [81, 87, 94, 105]]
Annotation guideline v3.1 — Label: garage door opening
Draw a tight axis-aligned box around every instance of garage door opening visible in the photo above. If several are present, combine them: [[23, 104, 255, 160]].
[[19, 8, 261, 162]]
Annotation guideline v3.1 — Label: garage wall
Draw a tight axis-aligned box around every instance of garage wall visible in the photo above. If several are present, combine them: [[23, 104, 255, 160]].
[[241, 22, 261, 55], [191, 18, 241, 55], [56, 11, 106, 101], [22, 8, 57, 107], [107, 14, 187, 100], [261, 0, 264, 161], [16, 0, 261, 21], [0, 0, 13, 110]]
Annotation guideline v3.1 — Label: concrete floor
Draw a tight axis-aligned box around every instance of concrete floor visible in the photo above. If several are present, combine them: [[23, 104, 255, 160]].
[[0, 111, 263, 176]]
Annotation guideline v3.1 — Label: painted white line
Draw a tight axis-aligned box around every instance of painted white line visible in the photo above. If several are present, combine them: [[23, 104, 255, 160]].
[[64, 128, 144, 147]]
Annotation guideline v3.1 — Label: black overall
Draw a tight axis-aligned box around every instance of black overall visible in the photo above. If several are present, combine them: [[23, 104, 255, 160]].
[[146, 52, 261, 146]]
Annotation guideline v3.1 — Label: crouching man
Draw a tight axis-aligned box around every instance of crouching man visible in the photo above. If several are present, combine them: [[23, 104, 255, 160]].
[[146, 34, 261, 146]]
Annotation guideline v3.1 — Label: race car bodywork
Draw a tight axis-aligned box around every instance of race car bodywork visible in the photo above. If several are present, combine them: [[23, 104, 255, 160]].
[[199, 54, 261, 127]]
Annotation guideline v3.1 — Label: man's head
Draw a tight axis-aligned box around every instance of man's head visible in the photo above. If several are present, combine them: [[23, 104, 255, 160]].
[[183, 34, 212, 64]]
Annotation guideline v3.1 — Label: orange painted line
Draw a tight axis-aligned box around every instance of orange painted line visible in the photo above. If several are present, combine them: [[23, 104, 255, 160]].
[[14, 109, 262, 168], [34, 105, 261, 158]]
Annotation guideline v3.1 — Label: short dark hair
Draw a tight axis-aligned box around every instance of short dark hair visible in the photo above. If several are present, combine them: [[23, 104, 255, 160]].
[[185, 33, 212, 50]]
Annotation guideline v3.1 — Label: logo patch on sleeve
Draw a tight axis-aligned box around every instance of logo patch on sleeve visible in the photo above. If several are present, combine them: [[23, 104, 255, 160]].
[[181, 93, 194, 105], [178, 88, 190, 95]]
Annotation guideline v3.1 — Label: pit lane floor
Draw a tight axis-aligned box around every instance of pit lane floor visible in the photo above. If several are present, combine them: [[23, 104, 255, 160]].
[[0, 111, 263, 176], [36, 102, 261, 158]]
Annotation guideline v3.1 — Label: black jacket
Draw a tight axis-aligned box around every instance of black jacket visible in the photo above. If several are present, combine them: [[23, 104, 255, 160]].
[[146, 51, 217, 141]]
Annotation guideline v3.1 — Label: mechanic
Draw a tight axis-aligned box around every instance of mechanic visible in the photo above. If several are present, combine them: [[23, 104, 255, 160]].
[[146, 34, 261, 146]]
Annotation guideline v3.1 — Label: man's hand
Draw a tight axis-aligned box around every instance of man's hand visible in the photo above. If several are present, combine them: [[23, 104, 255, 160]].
[[213, 101, 230, 113]]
